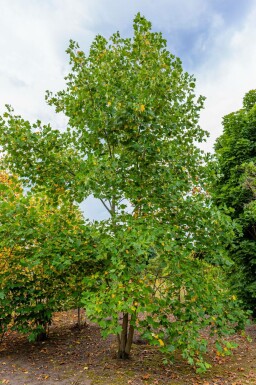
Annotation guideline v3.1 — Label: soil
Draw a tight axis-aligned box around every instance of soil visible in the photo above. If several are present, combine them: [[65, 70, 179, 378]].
[[0, 309, 256, 385]]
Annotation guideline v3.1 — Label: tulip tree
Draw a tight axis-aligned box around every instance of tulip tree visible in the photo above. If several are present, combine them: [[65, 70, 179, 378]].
[[0, 14, 247, 370]]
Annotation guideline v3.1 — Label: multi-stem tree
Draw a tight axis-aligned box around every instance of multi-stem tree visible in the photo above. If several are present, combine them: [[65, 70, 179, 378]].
[[0, 14, 247, 370]]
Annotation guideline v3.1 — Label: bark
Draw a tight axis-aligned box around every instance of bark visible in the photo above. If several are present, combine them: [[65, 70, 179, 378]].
[[77, 307, 81, 329], [35, 330, 48, 342], [117, 313, 135, 359], [35, 322, 49, 342], [125, 316, 135, 356], [118, 313, 129, 358]]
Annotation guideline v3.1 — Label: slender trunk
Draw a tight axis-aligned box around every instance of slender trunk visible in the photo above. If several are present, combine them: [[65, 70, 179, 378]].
[[77, 307, 81, 328], [36, 323, 48, 342], [36, 331, 48, 342], [117, 313, 135, 359], [125, 314, 135, 356], [118, 313, 129, 358], [117, 332, 121, 352]]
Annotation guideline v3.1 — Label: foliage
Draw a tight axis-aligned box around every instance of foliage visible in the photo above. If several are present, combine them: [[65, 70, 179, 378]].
[[213, 90, 256, 313], [243, 161, 256, 197], [0, 170, 94, 340], [82, 210, 246, 371], [0, 14, 248, 370]]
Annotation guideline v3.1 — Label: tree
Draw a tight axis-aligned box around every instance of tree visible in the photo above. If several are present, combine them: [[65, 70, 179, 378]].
[[0, 14, 247, 370], [213, 89, 256, 313], [0, 169, 95, 341]]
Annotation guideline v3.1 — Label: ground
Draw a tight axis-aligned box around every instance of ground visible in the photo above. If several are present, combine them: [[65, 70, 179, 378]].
[[0, 310, 256, 385]]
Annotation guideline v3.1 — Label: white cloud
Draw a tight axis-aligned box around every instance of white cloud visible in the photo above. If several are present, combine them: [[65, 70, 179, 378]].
[[196, 3, 256, 152], [0, 0, 95, 125]]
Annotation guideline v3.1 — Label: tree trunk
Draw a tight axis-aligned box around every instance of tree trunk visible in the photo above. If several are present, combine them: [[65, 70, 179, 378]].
[[36, 331, 47, 342], [117, 313, 135, 359], [125, 315, 135, 356], [77, 307, 81, 329], [35, 325, 48, 342]]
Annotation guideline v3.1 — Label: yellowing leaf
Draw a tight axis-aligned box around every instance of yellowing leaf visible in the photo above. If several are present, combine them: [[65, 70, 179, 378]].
[[158, 339, 164, 346], [140, 104, 145, 112]]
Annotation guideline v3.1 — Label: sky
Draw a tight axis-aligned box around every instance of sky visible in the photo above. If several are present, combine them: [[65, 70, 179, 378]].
[[0, 0, 256, 220]]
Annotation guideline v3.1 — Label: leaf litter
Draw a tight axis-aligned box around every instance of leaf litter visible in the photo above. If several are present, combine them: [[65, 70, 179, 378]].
[[0, 310, 255, 385]]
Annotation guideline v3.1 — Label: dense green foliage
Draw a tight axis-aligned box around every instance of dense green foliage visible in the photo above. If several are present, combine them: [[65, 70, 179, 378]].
[[213, 90, 256, 313], [0, 14, 248, 371], [0, 171, 95, 340]]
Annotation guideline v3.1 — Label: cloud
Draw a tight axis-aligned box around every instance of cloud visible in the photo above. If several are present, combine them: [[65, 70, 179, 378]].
[[195, 2, 256, 152], [80, 196, 110, 221], [0, 0, 255, 218], [0, 0, 96, 123], [0, 0, 252, 121]]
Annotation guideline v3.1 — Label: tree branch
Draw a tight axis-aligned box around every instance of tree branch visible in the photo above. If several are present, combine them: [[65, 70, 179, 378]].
[[99, 198, 111, 214]]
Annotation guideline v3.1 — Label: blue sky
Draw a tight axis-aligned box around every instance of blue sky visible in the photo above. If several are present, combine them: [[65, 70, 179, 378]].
[[0, 0, 255, 219]]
